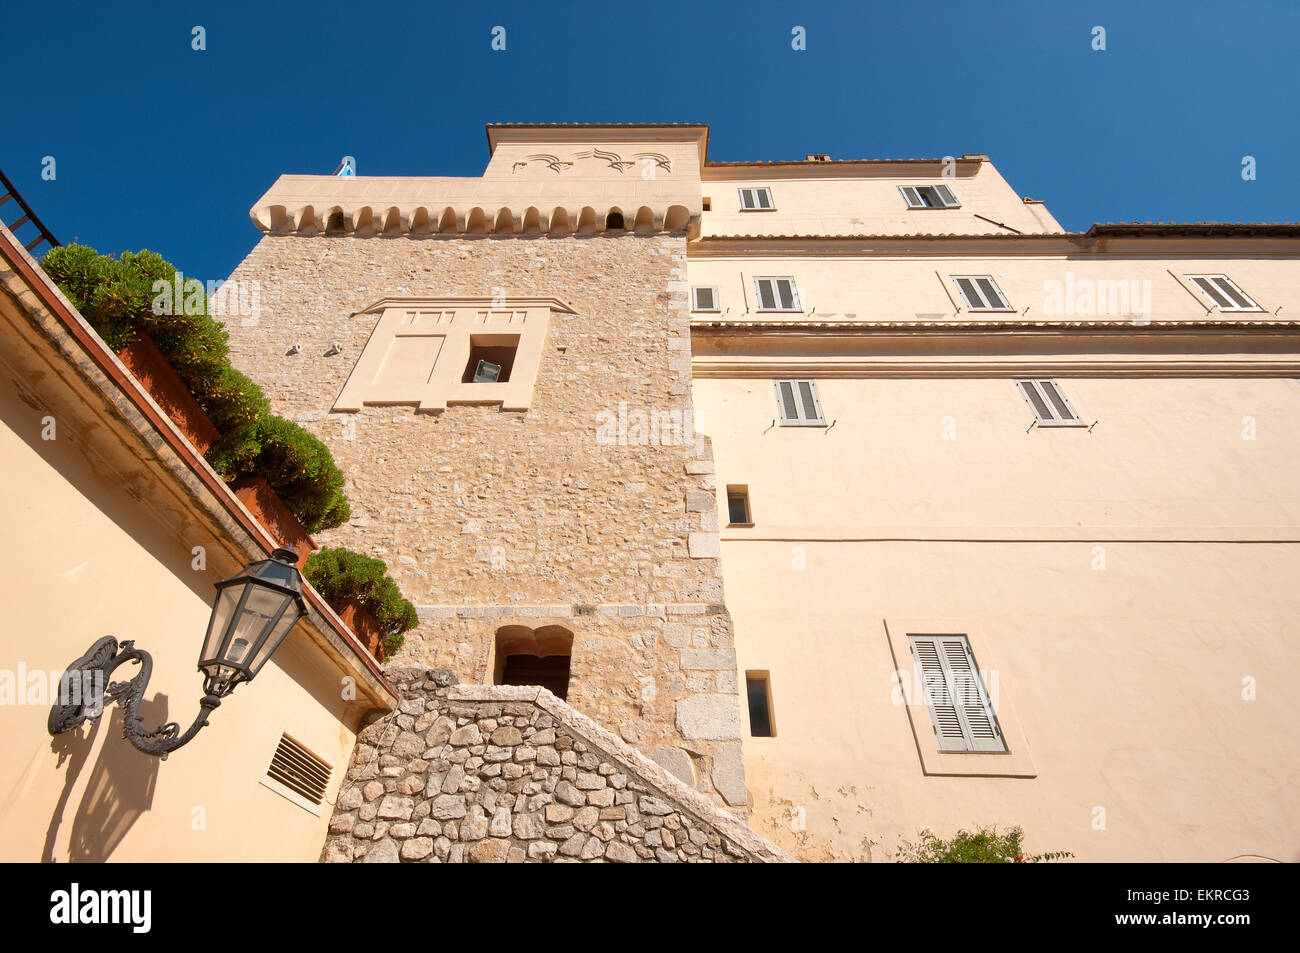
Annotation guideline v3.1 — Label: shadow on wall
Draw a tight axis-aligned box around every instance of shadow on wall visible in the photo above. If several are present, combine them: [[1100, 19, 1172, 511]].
[[41, 693, 164, 862]]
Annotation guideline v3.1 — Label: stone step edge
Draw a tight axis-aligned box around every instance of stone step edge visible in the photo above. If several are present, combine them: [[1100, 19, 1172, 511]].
[[446, 683, 795, 863]]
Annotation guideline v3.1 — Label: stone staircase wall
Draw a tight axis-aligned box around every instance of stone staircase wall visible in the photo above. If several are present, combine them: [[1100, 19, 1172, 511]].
[[320, 666, 791, 863]]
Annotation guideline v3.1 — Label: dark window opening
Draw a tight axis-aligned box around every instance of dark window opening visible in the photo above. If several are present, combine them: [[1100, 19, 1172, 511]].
[[605, 211, 625, 230], [746, 673, 774, 737], [493, 624, 573, 700], [501, 654, 570, 700], [462, 335, 519, 383], [727, 485, 751, 525]]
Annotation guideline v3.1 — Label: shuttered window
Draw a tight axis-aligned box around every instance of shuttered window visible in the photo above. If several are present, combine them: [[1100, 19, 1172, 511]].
[[692, 286, 719, 312], [1016, 379, 1085, 427], [953, 275, 1012, 311], [262, 733, 332, 814], [754, 277, 801, 312], [1188, 275, 1261, 312], [773, 379, 825, 426], [909, 635, 1005, 753], [738, 187, 775, 210], [900, 184, 961, 209]]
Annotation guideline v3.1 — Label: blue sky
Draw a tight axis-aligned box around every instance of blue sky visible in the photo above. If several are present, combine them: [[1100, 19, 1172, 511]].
[[4, 0, 1297, 282]]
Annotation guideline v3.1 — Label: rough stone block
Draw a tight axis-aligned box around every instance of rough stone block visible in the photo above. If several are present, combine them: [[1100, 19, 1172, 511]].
[[675, 695, 743, 740]]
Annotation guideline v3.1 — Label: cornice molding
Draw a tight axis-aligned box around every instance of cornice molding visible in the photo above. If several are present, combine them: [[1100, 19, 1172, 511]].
[[690, 359, 1300, 379], [690, 233, 1300, 257], [691, 318, 1300, 334], [690, 318, 1300, 377], [355, 295, 577, 316]]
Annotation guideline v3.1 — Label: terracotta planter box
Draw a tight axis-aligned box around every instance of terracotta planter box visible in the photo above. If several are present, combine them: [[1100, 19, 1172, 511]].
[[336, 597, 386, 661], [117, 334, 220, 453], [229, 475, 317, 567]]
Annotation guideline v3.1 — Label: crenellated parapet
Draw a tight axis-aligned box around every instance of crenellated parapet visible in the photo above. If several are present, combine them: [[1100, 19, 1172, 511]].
[[251, 123, 708, 238]]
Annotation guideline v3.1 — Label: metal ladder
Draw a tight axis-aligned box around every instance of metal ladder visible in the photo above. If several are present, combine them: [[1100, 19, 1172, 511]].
[[0, 167, 59, 255]]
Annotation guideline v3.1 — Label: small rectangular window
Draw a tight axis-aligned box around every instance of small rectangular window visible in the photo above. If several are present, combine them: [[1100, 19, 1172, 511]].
[[1187, 275, 1261, 312], [900, 184, 961, 209], [774, 379, 825, 426], [738, 187, 775, 211], [753, 277, 801, 312], [692, 286, 720, 312], [726, 484, 751, 525], [908, 636, 1004, 753], [746, 672, 775, 737], [952, 275, 1012, 311], [1016, 379, 1085, 427], [462, 335, 518, 383]]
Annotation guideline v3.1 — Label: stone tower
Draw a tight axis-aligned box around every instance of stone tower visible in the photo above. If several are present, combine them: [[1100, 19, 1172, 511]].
[[222, 124, 748, 807]]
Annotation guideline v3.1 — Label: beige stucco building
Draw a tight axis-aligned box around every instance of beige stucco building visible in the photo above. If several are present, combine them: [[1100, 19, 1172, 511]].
[[220, 123, 1300, 863], [4, 120, 1297, 863], [0, 221, 396, 862]]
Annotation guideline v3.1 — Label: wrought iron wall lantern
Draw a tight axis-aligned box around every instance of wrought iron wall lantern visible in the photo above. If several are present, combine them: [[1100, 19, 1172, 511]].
[[47, 547, 307, 759]]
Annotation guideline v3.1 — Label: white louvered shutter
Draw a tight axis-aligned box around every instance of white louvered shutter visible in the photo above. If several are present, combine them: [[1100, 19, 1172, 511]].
[[693, 286, 717, 311], [911, 636, 1005, 753], [774, 379, 825, 425], [911, 637, 968, 750], [941, 638, 1004, 752], [755, 277, 799, 311], [1191, 275, 1257, 311], [776, 278, 798, 310], [1016, 379, 1082, 425], [933, 183, 959, 207], [900, 186, 923, 208], [775, 380, 800, 422], [954, 276, 1010, 311]]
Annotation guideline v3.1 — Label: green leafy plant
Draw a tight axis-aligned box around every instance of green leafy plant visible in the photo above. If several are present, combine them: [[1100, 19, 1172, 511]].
[[41, 244, 266, 439], [42, 244, 350, 533], [303, 547, 419, 656], [207, 416, 351, 533], [898, 826, 1073, 863]]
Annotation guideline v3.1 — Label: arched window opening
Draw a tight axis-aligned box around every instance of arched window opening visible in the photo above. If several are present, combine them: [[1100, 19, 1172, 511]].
[[493, 625, 573, 700]]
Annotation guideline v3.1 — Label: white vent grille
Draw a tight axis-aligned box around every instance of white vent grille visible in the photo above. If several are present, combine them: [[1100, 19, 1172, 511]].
[[262, 734, 332, 814]]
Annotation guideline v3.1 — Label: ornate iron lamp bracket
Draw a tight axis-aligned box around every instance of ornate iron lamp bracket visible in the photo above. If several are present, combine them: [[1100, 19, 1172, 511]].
[[47, 636, 224, 760]]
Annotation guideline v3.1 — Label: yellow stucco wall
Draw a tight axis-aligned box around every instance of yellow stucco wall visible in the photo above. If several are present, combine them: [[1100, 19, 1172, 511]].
[[693, 375, 1300, 861], [0, 339, 361, 863]]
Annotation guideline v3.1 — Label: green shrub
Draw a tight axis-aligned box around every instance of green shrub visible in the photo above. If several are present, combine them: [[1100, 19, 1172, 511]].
[[207, 416, 351, 533], [41, 244, 267, 438], [303, 547, 418, 654], [899, 826, 1073, 863], [203, 366, 270, 434], [42, 244, 353, 534]]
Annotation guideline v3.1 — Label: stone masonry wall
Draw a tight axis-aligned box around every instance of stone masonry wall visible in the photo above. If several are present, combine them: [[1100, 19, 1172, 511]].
[[320, 667, 790, 863], [222, 234, 746, 805]]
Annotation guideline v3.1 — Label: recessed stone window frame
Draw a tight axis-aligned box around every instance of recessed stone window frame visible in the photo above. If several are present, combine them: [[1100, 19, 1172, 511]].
[[334, 296, 574, 413]]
